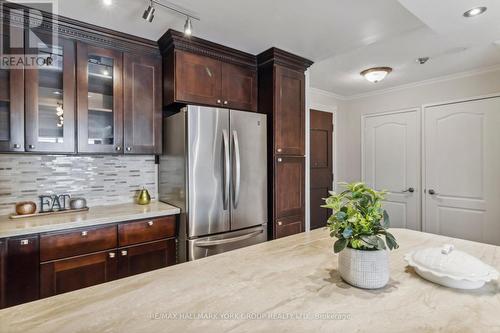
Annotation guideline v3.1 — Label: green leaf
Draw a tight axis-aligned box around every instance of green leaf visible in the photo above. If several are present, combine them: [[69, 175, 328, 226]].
[[335, 211, 347, 221], [361, 235, 379, 246], [333, 238, 348, 253], [376, 236, 386, 250], [385, 232, 399, 250], [382, 210, 390, 228]]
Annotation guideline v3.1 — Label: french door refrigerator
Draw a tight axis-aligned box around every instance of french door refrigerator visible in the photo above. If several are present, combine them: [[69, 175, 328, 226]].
[[159, 105, 267, 262]]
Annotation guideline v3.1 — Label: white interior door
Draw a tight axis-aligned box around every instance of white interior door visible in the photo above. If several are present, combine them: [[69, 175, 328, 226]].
[[363, 110, 420, 230], [424, 97, 500, 245]]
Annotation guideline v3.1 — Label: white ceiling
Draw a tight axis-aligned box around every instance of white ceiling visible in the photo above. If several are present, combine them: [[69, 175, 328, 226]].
[[25, 0, 500, 97]]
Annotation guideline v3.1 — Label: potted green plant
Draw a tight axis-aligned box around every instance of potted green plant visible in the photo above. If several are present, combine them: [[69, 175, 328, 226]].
[[322, 182, 399, 289]]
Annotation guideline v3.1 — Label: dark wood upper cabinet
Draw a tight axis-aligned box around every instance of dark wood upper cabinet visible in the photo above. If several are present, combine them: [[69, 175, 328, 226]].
[[123, 53, 162, 154], [5, 235, 39, 307], [221, 62, 257, 111], [174, 50, 222, 107], [0, 30, 24, 153], [118, 239, 175, 279], [275, 65, 305, 156], [77, 43, 123, 154], [160, 30, 258, 112], [40, 250, 118, 298], [25, 35, 76, 153]]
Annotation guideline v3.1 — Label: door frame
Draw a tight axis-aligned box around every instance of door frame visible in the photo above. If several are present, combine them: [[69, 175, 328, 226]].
[[421, 92, 500, 233], [306, 106, 337, 232], [360, 107, 422, 230]]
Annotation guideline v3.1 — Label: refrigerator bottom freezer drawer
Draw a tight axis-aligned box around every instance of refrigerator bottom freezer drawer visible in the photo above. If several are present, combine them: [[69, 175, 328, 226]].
[[187, 225, 267, 261]]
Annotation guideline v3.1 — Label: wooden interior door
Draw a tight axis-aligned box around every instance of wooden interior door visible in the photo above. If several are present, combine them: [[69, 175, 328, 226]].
[[175, 50, 222, 106], [310, 110, 333, 230], [424, 97, 500, 245], [40, 250, 118, 298], [123, 53, 162, 154], [274, 65, 305, 156], [363, 110, 420, 230]]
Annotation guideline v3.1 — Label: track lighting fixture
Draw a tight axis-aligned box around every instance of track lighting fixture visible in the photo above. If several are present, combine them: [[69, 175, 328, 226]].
[[141, 0, 200, 36], [142, 1, 155, 23], [184, 17, 192, 36]]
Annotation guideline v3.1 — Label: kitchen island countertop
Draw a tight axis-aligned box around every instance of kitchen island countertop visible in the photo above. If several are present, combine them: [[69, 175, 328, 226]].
[[0, 228, 499, 332], [0, 201, 180, 238]]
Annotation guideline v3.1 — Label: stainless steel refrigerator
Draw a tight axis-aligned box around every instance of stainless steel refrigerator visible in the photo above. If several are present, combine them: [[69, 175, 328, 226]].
[[159, 105, 267, 262]]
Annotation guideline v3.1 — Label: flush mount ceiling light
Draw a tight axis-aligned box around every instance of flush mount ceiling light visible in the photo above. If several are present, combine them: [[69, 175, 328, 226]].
[[360, 67, 392, 83], [463, 6, 487, 17], [142, 0, 200, 36]]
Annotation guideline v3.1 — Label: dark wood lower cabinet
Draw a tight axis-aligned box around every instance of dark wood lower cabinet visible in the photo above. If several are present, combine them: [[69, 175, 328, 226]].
[[5, 236, 40, 307], [275, 215, 304, 239], [40, 250, 118, 298], [0, 239, 5, 308], [118, 239, 176, 278]]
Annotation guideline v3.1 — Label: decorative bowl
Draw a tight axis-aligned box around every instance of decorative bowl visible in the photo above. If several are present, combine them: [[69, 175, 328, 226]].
[[405, 244, 499, 289], [70, 198, 87, 210], [15, 201, 37, 215]]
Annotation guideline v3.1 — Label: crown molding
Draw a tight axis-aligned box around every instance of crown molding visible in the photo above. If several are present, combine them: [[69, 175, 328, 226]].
[[309, 87, 347, 101], [257, 47, 313, 72], [343, 64, 500, 100]]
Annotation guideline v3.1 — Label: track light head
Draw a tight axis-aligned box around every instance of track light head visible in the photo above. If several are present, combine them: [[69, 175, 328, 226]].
[[142, 2, 155, 23], [184, 17, 193, 36]]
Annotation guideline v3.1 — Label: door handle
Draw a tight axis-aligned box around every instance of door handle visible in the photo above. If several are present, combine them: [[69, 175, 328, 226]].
[[402, 187, 415, 193], [195, 229, 263, 247], [428, 189, 437, 195], [222, 129, 230, 210], [232, 130, 241, 209]]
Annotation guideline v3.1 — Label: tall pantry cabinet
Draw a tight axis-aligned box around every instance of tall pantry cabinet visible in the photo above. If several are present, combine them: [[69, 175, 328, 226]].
[[257, 48, 313, 239]]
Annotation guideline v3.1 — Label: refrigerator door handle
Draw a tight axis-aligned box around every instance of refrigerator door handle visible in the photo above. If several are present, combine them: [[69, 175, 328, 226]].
[[194, 229, 264, 247], [222, 129, 230, 210], [232, 130, 241, 209]]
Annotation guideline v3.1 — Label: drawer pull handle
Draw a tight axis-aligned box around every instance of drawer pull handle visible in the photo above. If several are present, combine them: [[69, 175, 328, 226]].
[[277, 158, 282, 163], [121, 250, 128, 256], [81, 231, 88, 237], [20, 239, 29, 245], [147, 221, 154, 227], [277, 148, 282, 153], [277, 221, 283, 226], [109, 252, 115, 258]]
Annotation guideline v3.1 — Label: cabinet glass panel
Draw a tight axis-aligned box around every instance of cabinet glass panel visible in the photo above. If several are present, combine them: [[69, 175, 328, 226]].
[[37, 45, 64, 143], [0, 69, 10, 141], [87, 55, 114, 145]]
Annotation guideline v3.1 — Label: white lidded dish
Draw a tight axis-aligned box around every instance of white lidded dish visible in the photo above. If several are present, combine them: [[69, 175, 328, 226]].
[[405, 244, 499, 289]]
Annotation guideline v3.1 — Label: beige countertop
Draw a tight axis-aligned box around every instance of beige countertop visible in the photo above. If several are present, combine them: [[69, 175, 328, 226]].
[[0, 201, 180, 238], [1, 228, 499, 333]]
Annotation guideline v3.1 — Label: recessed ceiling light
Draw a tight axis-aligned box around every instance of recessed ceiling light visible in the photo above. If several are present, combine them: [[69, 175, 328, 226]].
[[360, 67, 392, 83], [463, 6, 487, 18], [416, 57, 430, 65], [102, 0, 112, 6]]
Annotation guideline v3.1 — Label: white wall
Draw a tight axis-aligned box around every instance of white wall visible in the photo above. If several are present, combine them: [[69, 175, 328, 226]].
[[336, 67, 500, 184]]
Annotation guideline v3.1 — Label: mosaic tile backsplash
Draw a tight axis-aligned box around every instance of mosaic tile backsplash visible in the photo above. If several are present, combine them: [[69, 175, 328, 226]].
[[0, 154, 158, 215]]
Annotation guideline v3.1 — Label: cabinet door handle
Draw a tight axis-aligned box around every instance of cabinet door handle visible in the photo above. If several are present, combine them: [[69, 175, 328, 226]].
[[147, 220, 154, 227], [277, 158, 282, 163], [109, 252, 116, 258], [20, 239, 29, 245], [277, 148, 282, 153], [28, 144, 35, 150], [115, 146, 121, 151], [126, 147, 131, 152], [13, 144, 20, 149], [217, 99, 222, 104], [81, 231, 88, 237], [121, 250, 128, 256], [223, 100, 228, 105], [277, 221, 283, 226]]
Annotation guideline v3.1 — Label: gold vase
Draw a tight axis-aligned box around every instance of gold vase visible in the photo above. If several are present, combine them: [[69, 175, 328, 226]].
[[137, 188, 151, 205]]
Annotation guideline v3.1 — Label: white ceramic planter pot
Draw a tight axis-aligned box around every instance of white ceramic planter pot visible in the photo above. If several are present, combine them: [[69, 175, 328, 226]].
[[338, 247, 389, 289]]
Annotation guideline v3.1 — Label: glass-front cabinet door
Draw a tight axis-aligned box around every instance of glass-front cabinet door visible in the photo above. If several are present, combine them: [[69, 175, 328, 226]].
[[0, 32, 24, 152], [25, 35, 76, 153], [77, 43, 123, 153]]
